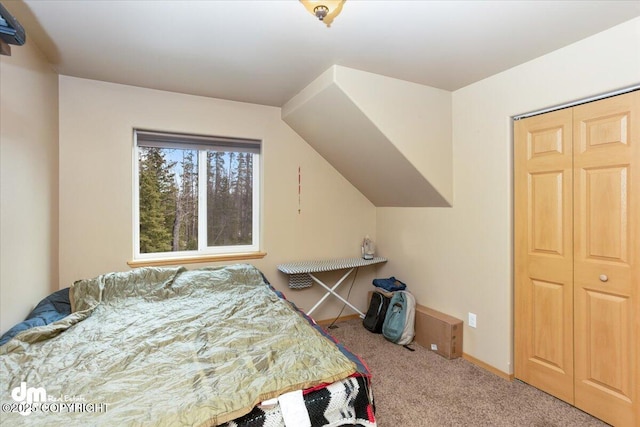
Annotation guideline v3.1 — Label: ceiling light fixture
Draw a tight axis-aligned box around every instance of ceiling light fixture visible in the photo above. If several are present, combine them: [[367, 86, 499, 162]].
[[300, 0, 345, 27]]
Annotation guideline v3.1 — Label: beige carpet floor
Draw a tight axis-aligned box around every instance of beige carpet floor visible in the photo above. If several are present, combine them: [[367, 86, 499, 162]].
[[328, 319, 608, 427]]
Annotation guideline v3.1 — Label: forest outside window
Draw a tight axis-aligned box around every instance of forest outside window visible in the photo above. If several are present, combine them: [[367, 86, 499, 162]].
[[133, 130, 261, 260]]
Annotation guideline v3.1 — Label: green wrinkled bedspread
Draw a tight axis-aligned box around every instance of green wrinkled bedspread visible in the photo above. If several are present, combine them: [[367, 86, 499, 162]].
[[0, 264, 356, 426]]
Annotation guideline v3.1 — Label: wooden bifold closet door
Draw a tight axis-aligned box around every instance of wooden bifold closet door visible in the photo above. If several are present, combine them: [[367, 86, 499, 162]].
[[514, 91, 639, 427]]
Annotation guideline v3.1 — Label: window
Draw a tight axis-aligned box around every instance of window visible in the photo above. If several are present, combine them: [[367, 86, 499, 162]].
[[133, 130, 260, 260]]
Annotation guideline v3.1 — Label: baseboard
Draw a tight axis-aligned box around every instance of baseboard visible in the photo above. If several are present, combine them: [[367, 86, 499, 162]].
[[315, 314, 361, 326], [315, 312, 513, 382], [463, 353, 514, 381]]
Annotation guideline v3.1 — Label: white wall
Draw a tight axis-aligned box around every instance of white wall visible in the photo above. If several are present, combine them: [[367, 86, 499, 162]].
[[377, 17, 640, 374], [58, 76, 378, 321], [0, 39, 59, 334]]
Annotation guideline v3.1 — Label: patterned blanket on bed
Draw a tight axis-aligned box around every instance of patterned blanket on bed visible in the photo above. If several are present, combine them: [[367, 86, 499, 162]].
[[0, 264, 356, 426]]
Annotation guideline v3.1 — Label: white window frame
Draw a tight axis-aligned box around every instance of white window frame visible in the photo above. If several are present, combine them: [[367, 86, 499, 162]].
[[132, 129, 261, 260]]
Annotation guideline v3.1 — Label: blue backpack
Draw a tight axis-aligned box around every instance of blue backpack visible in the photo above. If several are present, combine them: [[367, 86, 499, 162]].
[[382, 291, 416, 346]]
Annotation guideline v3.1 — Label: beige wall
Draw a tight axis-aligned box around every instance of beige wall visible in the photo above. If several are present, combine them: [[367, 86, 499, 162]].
[[283, 65, 453, 207], [58, 76, 377, 321], [0, 40, 59, 334], [334, 66, 453, 204], [377, 17, 640, 374]]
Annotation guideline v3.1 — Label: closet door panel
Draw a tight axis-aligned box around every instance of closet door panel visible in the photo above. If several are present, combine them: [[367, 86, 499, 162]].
[[514, 109, 574, 403], [573, 91, 639, 427], [580, 290, 631, 393], [530, 171, 565, 255], [530, 278, 568, 369]]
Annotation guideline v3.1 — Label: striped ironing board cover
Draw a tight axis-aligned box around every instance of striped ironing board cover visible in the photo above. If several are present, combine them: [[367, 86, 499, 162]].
[[278, 257, 387, 289]]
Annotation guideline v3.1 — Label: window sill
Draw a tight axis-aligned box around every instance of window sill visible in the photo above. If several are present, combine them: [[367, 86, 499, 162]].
[[127, 252, 267, 268]]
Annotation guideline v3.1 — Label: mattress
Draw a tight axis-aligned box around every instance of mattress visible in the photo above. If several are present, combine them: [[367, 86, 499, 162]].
[[0, 264, 376, 426]]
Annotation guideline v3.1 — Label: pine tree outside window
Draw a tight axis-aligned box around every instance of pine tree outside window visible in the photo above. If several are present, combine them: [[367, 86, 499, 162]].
[[133, 130, 260, 260]]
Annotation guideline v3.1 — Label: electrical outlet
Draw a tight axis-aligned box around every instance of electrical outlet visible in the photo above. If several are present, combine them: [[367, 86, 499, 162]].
[[468, 312, 477, 328], [430, 344, 438, 351]]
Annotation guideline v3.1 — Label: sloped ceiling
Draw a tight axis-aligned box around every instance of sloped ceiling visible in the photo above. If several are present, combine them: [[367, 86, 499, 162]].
[[282, 66, 452, 207]]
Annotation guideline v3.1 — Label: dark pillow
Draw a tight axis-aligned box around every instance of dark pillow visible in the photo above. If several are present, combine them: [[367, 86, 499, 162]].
[[0, 288, 71, 346]]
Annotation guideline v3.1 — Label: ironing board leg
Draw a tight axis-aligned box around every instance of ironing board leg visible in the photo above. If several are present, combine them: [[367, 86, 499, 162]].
[[306, 268, 365, 318]]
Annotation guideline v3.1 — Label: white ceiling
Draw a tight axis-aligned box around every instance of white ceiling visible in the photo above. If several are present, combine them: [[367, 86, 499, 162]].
[[8, 0, 640, 107]]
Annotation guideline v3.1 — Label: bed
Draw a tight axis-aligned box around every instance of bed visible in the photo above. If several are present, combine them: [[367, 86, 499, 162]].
[[0, 264, 376, 426]]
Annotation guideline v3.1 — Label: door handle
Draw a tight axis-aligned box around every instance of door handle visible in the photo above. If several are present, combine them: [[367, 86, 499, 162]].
[[599, 274, 608, 282]]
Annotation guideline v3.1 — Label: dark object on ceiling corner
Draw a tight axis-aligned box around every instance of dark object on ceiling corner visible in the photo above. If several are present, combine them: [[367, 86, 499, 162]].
[[0, 1, 26, 56]]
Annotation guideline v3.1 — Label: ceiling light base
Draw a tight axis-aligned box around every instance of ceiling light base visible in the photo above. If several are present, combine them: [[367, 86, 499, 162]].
[[300, 1, 345, 27], [314, 5, 329, 21]]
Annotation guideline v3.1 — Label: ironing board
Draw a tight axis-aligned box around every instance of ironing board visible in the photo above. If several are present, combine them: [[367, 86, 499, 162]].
[[277, 257, 387, 318]]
